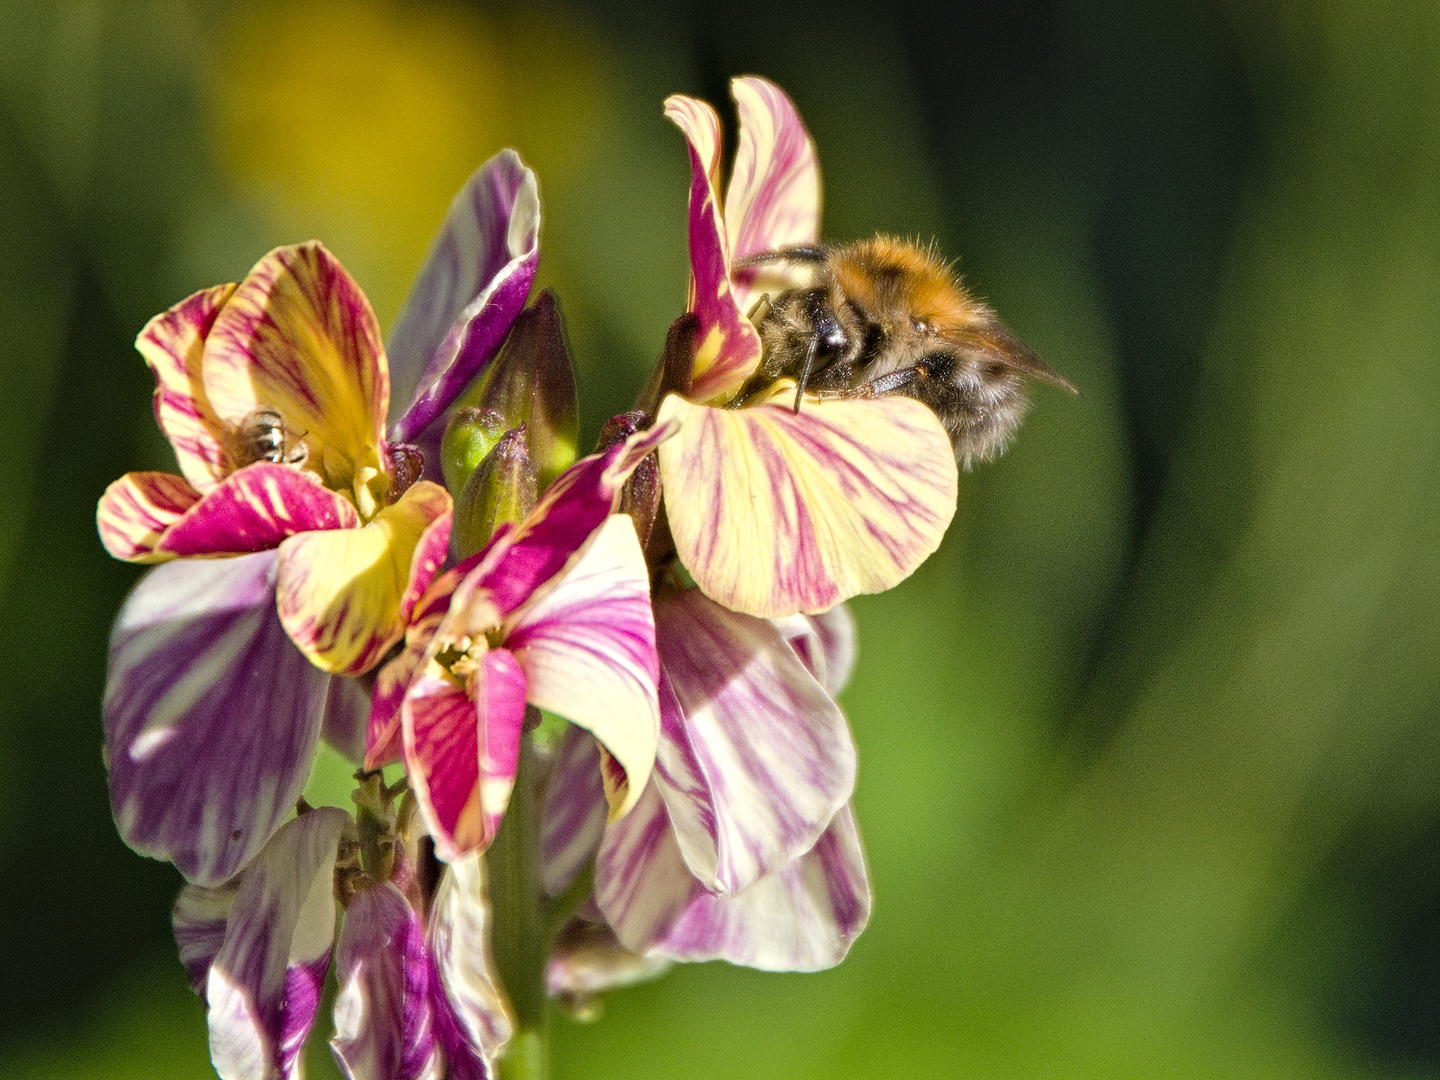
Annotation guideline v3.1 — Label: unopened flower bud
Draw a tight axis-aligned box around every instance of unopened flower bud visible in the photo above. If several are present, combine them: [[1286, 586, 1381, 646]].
[[441, 406, 507, 498], [450, 289, 580, 492], [453, 426, 538, 559]]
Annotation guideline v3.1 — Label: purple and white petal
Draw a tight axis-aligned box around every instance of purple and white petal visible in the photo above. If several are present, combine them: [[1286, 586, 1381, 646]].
[[104, 551, 330, 887], [652, 589, 854, 894], [771, 602, 857, 698], [389, 152, 541, 443], [207, 808, 350, 1080], [174, 881, 240, 1000], [428, 853, 513, 1076], [321, 675, 372, 764], [331, 882, 439, 1080], [597, 786, 869, 972], [546, 918, 671, 1008], [508, 515, 660, 821], [540, 727, 608, 898], [725, 77, 822, 313]]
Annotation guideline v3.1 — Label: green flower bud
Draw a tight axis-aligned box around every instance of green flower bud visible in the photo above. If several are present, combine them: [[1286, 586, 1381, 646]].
[[450, 289, 580, 492], [453, 426, 538, 559], [441, 406, 507, 499]]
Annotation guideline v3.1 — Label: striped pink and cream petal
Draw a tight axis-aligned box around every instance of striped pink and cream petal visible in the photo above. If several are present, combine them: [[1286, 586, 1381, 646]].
[[389, 151, 541, 444], [275, 480, 452, 675], [331, 881, 439, 1080], [202, 243, 388, 494], [465, 422, 674, 620], [656, 390, 958, 617], [507, 515, 660, 822], [154, 462, 362, 559], [427, 853, 513, 1075], [664, 94, 764, 405], [725, 77, 822, 313], [136, 283, 237, 493], [104, 551, 331, 887], [771, 602, 858, 698], [96, 471, 201, 562], [205, 807, 349, 1080], [597, 787, 869, 973], [651, 588, 854, 895], [403, 647, 527, 861]]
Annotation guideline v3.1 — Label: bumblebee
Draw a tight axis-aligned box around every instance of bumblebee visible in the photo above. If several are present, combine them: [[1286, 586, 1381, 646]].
[[734, 236, 1076, 466]]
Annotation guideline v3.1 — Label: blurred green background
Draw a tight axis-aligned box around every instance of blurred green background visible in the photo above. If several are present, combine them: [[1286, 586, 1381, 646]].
[[4, 0, 1440, 1076]]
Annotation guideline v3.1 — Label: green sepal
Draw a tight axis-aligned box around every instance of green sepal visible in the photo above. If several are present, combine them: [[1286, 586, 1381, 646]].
[[441, 406, 508, 499], [450, 289, 580, 493], [453, 426, 538, 559]]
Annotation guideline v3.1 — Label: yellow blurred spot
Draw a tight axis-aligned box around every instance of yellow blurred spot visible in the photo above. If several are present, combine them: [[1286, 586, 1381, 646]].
[[209, 0, 612, 330]]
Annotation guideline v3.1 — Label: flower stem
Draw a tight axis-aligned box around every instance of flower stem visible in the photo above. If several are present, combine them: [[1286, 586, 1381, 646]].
[[489, 721, 549, 1080]]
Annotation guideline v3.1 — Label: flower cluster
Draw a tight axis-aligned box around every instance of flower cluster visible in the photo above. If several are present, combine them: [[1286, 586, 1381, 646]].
[[98, 78, 965, 1080]]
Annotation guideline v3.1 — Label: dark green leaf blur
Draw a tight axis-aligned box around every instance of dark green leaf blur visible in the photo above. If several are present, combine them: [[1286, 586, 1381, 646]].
[[4, 0, 1439, 1076]]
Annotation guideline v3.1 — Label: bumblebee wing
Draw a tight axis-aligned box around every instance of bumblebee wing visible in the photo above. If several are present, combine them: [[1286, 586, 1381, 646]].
[[952, 323, 1079, 395]]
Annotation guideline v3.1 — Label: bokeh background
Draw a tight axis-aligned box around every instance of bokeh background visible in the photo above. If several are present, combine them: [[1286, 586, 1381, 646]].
[[3, 0, 1440, 1076]]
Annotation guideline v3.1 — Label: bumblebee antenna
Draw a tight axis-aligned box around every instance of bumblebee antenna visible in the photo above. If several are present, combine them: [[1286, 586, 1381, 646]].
[[734, 245, 830, 268]]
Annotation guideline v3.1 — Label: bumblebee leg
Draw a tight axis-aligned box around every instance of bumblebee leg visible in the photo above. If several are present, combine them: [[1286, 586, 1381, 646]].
[[793, 335, 820, 413], [746, 293, 773, 321]]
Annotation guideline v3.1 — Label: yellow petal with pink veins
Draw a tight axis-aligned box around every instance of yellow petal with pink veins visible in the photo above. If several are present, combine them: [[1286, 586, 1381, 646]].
[[275, 481, 452, 675], [201, 243, 388, 495], [137, 284, 237, 493], [656, 391, 958, 618]]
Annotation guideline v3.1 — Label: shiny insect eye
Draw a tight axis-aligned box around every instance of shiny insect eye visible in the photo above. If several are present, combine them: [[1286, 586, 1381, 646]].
[[911, 318, 930, 333]]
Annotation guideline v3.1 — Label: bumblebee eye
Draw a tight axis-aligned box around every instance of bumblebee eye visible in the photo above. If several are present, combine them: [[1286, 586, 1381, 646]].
[[911, 318, 930, 334]]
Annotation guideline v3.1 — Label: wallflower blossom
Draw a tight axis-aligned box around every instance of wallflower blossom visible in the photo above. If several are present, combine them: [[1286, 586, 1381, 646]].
[[175, 799, 512, 1080], [101, 153, 540, 886], [543, 596, 870, 973], [368, 425, 673, 861], [651, 77, 959, 618]]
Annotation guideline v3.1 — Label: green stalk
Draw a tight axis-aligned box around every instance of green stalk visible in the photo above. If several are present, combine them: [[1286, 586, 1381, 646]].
[[488, 720, 548, 1080]]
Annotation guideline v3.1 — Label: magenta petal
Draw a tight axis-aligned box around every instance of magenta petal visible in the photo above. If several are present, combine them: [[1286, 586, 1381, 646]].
[[206, 808, 349, 1080], [652, 589, 855, 894], [156, 462, 362, 558], [331, 882, 438, 1080], [597, 786, 870, 972], [390, 151, 541, 443], [367, 572, 456, 769], [540, 727, 608, 898], [404, 648, 527, 860], [469, 423, 673, 619], [663, 97, 763, 403], [104, 551, 330, 886]]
